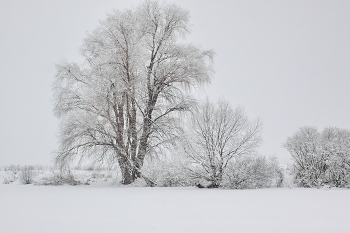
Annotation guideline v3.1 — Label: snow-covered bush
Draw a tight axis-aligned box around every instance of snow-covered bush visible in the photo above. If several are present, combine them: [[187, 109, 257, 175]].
[[285, 126, 350, 188], [3, 171, 18, 184], [19, 165, 35, 184], [141, 154, 283, 189], [222, 156, 284, 189], [142, 159, 194, 187]]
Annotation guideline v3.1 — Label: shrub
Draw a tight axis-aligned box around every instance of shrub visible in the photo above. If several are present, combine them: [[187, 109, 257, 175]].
[[142, 159, 194, 187], [19, 165, 35, 184], [285, 126, 350, 188], [3, 171, 18, 184], [222, 156, 284, 189]]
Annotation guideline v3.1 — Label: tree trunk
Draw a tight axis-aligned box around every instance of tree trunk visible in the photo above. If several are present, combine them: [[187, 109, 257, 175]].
[[208, 165, 223, 188], [136, 96, 158, 174], [118, 155, 135, 185]]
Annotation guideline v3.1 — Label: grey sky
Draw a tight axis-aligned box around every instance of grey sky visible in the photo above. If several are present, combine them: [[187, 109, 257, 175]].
[[1, 0, 349, 165]]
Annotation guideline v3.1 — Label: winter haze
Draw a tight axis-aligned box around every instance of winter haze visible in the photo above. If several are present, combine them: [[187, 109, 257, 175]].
[[1, 0, 349, 165]]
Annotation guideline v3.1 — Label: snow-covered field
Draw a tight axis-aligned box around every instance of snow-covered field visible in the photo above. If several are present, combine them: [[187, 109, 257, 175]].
[[1, 183, 349, 233]]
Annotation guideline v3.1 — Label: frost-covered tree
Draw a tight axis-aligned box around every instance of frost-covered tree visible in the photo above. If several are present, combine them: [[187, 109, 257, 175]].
[[320, 127, 350, 187], [284, 127, 324, 187], [284, 126, 350, 187], [53, 1, 213, 184], [181, 100, 262, 187]]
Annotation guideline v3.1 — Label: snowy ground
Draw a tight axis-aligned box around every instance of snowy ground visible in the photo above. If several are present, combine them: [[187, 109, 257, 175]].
[[1, 183, 349, 233]]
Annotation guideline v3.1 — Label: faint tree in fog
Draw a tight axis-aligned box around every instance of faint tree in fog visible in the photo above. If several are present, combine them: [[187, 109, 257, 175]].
[[53, 0, 214, 184], [182, 100, 262, 187]]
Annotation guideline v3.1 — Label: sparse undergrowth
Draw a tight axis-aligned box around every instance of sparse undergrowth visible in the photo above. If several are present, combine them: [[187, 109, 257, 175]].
[[0, 165, 117, 186], [34, 170, 82, 186], [1, 160, 285, 189]]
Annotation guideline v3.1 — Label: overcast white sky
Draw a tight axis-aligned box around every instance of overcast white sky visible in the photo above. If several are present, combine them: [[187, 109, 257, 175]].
[[1, 0, 349, 166]]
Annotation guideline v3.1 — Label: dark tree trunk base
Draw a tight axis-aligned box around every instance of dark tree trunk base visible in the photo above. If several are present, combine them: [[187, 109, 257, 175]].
[[196, 183, 205, 188], [196, 182, 219, 188]]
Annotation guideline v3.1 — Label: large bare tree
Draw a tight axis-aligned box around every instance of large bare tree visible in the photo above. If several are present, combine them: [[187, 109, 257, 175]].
[[53, 1, 213, 184], [182, 100, 262, 187]]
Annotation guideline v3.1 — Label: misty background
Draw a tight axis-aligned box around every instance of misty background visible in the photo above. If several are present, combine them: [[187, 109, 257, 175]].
[[1, 0, 349, 166]]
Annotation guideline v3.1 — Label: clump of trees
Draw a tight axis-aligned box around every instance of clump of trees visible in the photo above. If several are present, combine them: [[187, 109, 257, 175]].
[[284, 126, 350, 188], [53, 0, 282, 188]]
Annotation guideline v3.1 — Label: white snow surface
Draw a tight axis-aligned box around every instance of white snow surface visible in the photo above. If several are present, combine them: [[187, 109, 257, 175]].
[[1, 184, 349, 233]]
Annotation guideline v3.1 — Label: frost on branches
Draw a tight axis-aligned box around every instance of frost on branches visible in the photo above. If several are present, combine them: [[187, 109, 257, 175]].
[[181, 100, 264, 188], [53, 1, 213, 184], [284, 126, 350, 188]]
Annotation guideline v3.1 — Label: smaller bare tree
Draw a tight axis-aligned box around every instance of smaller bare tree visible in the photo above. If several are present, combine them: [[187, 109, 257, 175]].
[[182, 100, 262, 187]]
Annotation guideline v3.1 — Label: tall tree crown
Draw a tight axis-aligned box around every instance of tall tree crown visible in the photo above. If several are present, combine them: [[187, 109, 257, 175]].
[[53, 1, 213, 183]]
